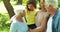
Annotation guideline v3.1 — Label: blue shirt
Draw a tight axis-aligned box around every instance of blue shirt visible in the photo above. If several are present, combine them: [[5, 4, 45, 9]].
[[52, 9, 60, 32], [10, 18, 28, 32]]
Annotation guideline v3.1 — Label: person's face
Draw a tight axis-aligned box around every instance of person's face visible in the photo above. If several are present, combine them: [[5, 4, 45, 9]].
[[21, 11, 25, 17], [40, 2, 45, 9], [46, 5, 54, 14], [28, 4, 35, 10]]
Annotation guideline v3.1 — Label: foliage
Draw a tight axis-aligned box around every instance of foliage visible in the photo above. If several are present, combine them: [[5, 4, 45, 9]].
[[0, 13, 10, 32], [0, 0, 60, 32]]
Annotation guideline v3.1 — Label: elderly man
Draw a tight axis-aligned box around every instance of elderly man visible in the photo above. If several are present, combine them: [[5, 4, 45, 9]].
[[45, 0, 60, 32], [30, 0, 60, 32]]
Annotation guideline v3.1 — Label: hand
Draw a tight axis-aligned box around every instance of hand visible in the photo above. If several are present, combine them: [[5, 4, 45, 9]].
[[29, 27, 42, 32], [29, 29, 39, 32]]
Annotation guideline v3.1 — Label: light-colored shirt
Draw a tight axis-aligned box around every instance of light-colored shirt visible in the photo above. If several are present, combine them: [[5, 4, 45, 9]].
[[35, 11, 48, 27], [10, 18, 28, 32], [46, 16, 53, 32]]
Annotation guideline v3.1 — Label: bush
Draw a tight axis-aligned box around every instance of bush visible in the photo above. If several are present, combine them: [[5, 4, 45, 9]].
[[0, 13, 10, 32]]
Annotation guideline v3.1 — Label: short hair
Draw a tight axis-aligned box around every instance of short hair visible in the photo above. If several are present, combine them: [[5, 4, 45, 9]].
[[45, 0, 58, 8], [15, 5, 25, 14]]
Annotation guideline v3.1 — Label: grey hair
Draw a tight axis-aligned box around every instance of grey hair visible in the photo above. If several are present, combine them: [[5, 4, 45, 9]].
[[14, 5, 26, 14], [45, 0, 58, 8]]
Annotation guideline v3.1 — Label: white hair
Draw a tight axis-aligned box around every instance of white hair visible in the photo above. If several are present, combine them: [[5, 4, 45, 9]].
[[45, 0, 58, 8], [14, 5, 26, 14]]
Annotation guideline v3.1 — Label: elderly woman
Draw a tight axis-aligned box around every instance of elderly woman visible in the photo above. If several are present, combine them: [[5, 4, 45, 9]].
[[45, 0, 60, 32], [10, 10, 28, 32]]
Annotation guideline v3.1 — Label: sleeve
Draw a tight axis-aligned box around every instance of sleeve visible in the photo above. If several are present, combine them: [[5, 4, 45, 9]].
[[10, 23, 17, 32]]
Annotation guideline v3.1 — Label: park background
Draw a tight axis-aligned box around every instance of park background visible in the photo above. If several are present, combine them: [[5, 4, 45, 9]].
[[0, 0, 60, 32]]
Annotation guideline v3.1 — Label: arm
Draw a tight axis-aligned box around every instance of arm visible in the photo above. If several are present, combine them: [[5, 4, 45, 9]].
[[39, 13, 49, 32], [35, 15, 48, 32], [30, 14, 49, 32]]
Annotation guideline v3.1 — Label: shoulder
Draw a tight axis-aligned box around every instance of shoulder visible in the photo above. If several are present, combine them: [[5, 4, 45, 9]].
[[54, 9, 60, 17], [10, 15, 16, 23], [10, 19, 18, 32], [11, 19, 19, 26], [55, 9, 60, 14], [37, 10, 43, 14], [54, 9, 60, 18], [35, 10, 41, 16]]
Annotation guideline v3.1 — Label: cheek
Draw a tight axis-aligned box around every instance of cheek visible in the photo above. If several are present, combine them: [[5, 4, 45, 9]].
[[28, 7, 30, 9], [46, 8, 50, 12], [28, 7, 33, 10], [28, 5, 31, 9], [47, 8, 52, 13], [23, 13, 25, 16], [30, 6, 34, 9]]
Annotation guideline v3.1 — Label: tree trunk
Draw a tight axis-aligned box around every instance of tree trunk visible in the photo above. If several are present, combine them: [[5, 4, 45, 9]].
[[17, 0, 22, 5], [3, 0, 15, 18]]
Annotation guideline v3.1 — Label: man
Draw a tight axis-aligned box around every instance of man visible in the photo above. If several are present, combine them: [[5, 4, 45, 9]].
[[45, 0, 60, 32]]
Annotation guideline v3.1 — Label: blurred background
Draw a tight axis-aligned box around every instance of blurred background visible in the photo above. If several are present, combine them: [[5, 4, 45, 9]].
[[0, 0, 60, 32]]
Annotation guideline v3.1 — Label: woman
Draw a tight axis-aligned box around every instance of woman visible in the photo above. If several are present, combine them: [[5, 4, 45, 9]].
[[35, 2, 47, 27], [24, 0, 38, 29], [10, 11, 28, 32], [30, 0, 49, 32]]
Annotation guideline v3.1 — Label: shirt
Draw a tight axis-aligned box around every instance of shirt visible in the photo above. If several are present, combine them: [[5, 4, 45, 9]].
[[46, 16, 53, 32], [10, 18, 28, 32], [25, 9, 38, 25], [35, 11, 48, 27]]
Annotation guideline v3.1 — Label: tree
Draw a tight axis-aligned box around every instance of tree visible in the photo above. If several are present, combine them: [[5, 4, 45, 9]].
[[37, 0, 40, 3], [3, 0, 15, 18], [17, 0, 22, 5], [0, 0, 2, 2]]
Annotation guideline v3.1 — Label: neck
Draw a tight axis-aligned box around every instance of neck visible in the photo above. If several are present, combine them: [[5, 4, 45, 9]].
[[41, 8, 46, 12], [16, 15, 23, 22]]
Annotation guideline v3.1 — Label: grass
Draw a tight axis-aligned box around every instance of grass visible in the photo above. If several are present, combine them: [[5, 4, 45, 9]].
[[0, 25, 10, 32]]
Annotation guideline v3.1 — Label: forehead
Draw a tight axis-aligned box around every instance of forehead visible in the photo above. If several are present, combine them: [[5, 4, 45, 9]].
[[45, 4, 54, 8], [28, 4, 34, 6]]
